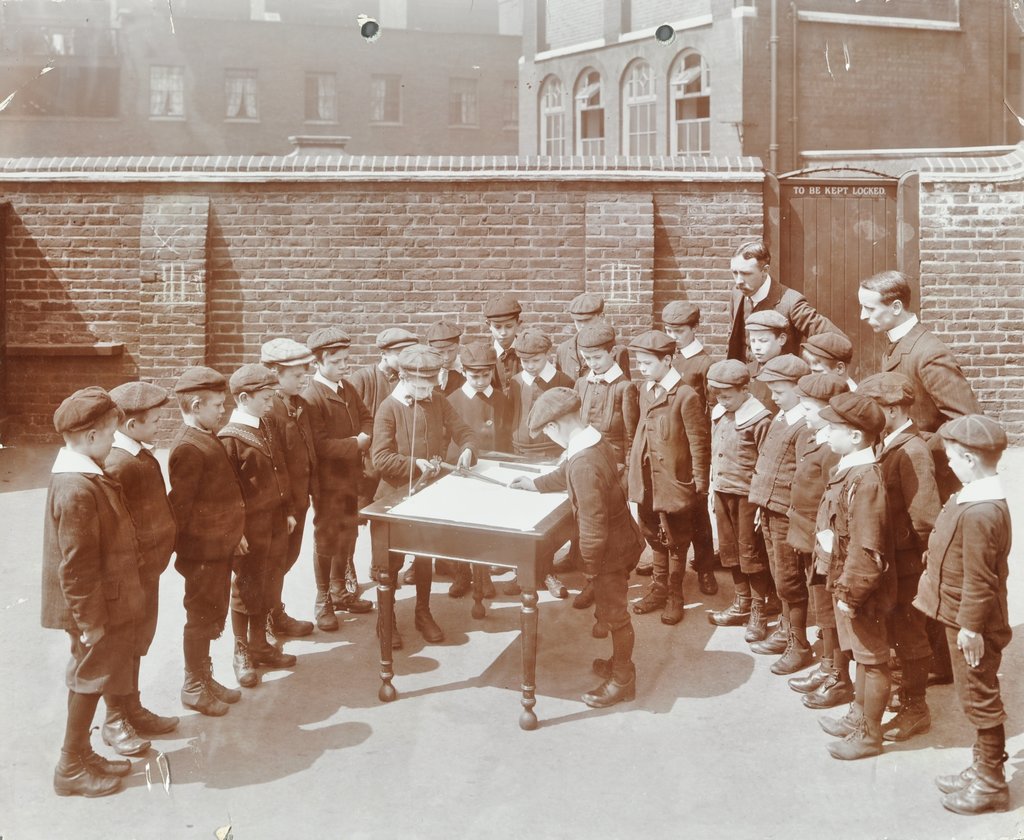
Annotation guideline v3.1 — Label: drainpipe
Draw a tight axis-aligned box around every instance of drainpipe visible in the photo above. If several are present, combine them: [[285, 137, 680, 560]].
[[791, 2, 799, 169], [769, 0, 779, 172]]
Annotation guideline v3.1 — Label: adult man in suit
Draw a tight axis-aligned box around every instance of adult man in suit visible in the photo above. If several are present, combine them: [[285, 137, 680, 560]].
[[727, 239, 840, 362]]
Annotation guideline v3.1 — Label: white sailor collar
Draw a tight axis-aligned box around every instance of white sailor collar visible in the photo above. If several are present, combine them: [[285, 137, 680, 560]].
[[679, 340, 704, 359], [520, 361, 557, 387], [228, 408, 261, 429], [112, 429, 144, 456], [51, 447, 104, 476], [836, 446, 875, 475], [647, 366, 682, 393], [957, 475, 1006, 504], [589, 363, 624, 385], [567, 424, 602, 459], [735, 395, 768, 427], [461, 381, 493, 400], [784, 404, 807, 426]]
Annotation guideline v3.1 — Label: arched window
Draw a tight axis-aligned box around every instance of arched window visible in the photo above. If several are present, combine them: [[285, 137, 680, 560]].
[[539, 76, 566, 156], [574, 69, 604, 155], [622, 60, 657, 156], [670, 50, 710, 154]]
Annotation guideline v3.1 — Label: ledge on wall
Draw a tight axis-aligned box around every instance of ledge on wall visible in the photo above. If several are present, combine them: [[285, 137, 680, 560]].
[[6, 341, 125, 357]]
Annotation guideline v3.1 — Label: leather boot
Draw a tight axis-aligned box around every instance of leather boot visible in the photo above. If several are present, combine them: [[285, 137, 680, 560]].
[[882, 697, 931, 742], [101, 697, 151, 756], [708, 594, 752, 627], [936, 746, 981, 794], [414, 607, 445, 643], [232, 640, 259, 688], [544, 574, 569, 599], [789, 658, 831, 694], [315, 585, 339, 631], [592, 657, 613, 680], [268, 603, 314, 638], [249, 643, 298, 669], [53, 750, 122, 798], [573, 578, 595, 610], [180, 668, 229, 716], [632, 579, 668, 614], [582, 673, 636, 708], [827, 716, 883, 761], [750, 621, 788, 655], [942, 736, 1011, 815], [83, 750, 132, 777], [661, 592, 685, 625], [414, 557, 444, 642], [334, 590, 373, 613], [803, 662, 854, 709], [744, 599, 768, 643], [770, 632, 815, 675], [698, 569, 718, 596], [819, 703, 863, 737], [376, 612, 403, 650], [448, 563, 472, 598], [125, 692, 179, 736], [203, 657, 241, 705]]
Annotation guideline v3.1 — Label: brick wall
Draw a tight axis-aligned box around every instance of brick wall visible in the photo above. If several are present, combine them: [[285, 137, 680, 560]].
[[544, 0, 603, 49]]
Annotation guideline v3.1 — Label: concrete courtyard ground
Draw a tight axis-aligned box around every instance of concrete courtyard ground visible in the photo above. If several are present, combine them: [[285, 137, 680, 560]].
[[0, 445, 1022, 840]]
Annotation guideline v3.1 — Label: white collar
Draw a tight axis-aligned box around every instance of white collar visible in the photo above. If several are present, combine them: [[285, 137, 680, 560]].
[[566, 424, 602, 459], [836, 446, 876, 475], [51, 447, 104, 476], [461, 381, 493, 399], [647, 366, 682, 393], [815, 426, 831, 445], [886, 314, 919, 343], [112, 429, 144, 456], [881, 418, 913, 452], [229, 408, 261, 429], [520, 361, 557, 387], [734, 395, 767, 426], [494, 338, 512, 358], [589, 363, 624, 384], [783, 404, 806, 426], [847, 377, 858, 392], [390, 381, 413, 406], [678, 339, 704, 359], [957, 475, 1006, 504], [314, 371, 341, 390], [750, 276, 772, 306], [438, 369, 449, 388]]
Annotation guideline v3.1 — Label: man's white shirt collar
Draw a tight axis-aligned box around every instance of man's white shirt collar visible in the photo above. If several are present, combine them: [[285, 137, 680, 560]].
[[881, 418, 913, 452], [589, 363, 624, 384], [836, 446, 875, 475], [314, 371, 341, 390], [461, 381, 493, 400], [112, 429, 144, 456], [679, 340, 704, 360], [646, 366, 682, 393], [566, 424, 602, 459], [51, 447, 104, 476], [750, 276, 772, 306], [886, 314, 919, 343], [520, 361, 557, 387], [229, 408, 261, 429], [957, 475, 1006, 504]]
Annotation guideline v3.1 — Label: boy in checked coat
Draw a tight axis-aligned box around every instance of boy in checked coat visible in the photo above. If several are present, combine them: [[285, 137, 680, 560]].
[[914, 415, 1013, 816], [42, 387, 144, 797]]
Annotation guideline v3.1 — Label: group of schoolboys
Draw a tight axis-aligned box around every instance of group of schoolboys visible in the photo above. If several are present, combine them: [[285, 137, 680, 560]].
[[42, 247, 1013, 815]]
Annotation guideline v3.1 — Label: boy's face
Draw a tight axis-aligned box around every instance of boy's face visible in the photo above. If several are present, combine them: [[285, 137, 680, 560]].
[[318, 348, 349, 382], [464, 367, 493, 392], [402, 372, 436, 401], [381, 349, 403, 373], [800, 396, 829, 430], [276, 364, 307, 397], [520, 351, 549, 377], [712, 385, 748, 414], [730, 255, 769, 297], [239, 388, 275, 419], [580, 346, 615, 376], [125, 407, 163, 444], [635, 350, 672, 383], [191, 392, 226, 432], [434, 343, 459, 370], [570, 313, 598, 333], [768, 381, 801, 412], [79, 415, 118, 464], [858, 287, 902, 333], [801, 349, 845, 377], [749, 330, 786, 364], [943, 441, 978, 486], [827, 422, 862, 455], [664, 324, 695, 349], [488, 316, 519, 349]]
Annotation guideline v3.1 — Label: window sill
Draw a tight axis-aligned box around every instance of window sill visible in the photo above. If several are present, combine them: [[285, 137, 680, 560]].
[[305, 119, 339, 125], [149, 115, 186, 121], [449, 125, 480, 130], [370, 121, 404, 127], [224, 117, 261, 123]]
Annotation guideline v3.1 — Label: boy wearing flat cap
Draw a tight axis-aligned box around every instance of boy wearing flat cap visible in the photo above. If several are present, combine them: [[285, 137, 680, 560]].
[[747, 354, 815, 673], [427, 320, 466, 397], [801, 331, 857, 392], [627, 330, 711, 626], [786, 373, 850, 708], [814, 392, 895, 761], [857, 372, 940, 743], [510, 329, 575, 462], [102, 382, 178, 749], [483, 293, 524, 395], [511, 387, 645, 708], [914, 415, 1012, 816], [301, 327, 374, 631], [371, 344, 478, 644], [556, 293, 631, 382], [706, 359, 774, 638], [219, 364, 297, 688], [261, 338, 317, 640], [42, 387, 144, 797], [168, 367, 246, 717], [744, 310, 790, 416]]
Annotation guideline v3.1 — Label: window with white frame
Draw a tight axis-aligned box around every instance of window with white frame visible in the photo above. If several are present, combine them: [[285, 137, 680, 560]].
[[671, 51, 710, 154], [449, 77, 478, 127], [225, 69, 258, 120], [370, 75, 401, 123], [539, 76, 566, 156], [149, 65, 184, 118], [622, 61, 656, 156], [305, 72, 337, 122], [574, 69, 604, 156]]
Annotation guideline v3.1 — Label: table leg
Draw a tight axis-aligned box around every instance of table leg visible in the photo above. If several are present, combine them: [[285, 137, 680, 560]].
[[377, 567, 397, 703], [519, 588, 539, 731], [470, 563, 486, 620]]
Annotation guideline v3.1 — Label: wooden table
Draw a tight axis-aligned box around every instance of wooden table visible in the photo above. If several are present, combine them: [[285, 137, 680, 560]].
[[361, 460, 573, 730]]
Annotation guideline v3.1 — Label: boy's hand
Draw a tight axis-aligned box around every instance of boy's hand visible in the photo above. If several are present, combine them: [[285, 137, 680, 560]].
[[836, 599, 855, 618], [236, 535, 250, 555], [356, 432, 371, 451], [957, 629, 984, 668], [80, 626, 105, 647], [286, 515, 297, 535], [456, 448, 473, 470], [415, 458, 439, 476], [509, 476, 537, 492]]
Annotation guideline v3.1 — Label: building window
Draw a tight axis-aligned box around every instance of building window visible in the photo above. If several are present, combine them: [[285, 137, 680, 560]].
[[225, 69, 258, 120], [449, 77, 478, 127], [623, 61, 656, 155], [149, 65, 184, 118], [539, 76, 566, 155], [305, 73, 337, 122], [502, 80, 518, 130], [574, 69, 604, 155], [370, 75, 401, 123], [671, 51, 710, 154]]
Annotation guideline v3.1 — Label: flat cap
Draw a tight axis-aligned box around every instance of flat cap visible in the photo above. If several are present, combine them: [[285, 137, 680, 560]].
[[174, 366, 227, 394], [426, 320, 462, 346], [796, 373, 849, 402], [662, 300, 700, 328], [819, 392, 886, 437], [755, 354, 811, 384], [802, 331, 853, 363], [375, 327, 419, 351], [483, 293, 522, 320], [628, 330, 676, 357], [745, 310, 790, 332], [261, 337, 315, 367], [307, 327, 351, 353], [397, 344, 443, 375], [568, 293, 604, 317], [577, 323, 616, 350], [706, 359, 751, 388], [939, 414, 1008, 454], [857, 372, 915, 407], [460, 342, 498, 369], [528, 386, 581, 436], [229, 363, 278, 396], [53, 386, 118, 434], [513, 329, 552, 355], [109, 381, 170, 414]]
